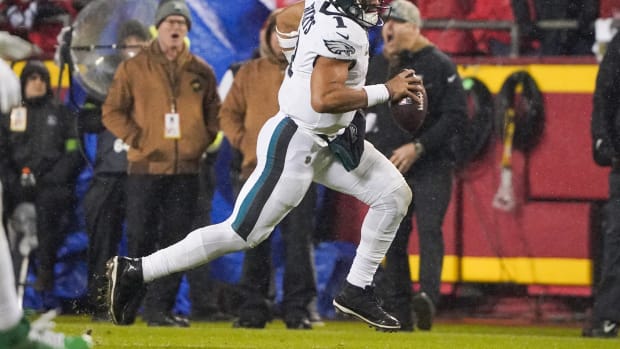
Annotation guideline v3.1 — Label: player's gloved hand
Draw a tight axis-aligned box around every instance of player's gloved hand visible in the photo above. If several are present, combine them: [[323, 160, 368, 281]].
[[384, 69, 424, 104]]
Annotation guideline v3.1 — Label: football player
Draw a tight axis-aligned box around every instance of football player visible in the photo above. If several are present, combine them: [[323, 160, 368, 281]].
[[106, 0, 424, 331]]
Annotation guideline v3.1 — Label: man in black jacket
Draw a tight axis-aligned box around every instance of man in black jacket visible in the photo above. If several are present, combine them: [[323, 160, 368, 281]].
[[79, 19, 151, 321], [584, 30, 620, 338], [366, 0, 466, 332], [0, 60, 83, 292]]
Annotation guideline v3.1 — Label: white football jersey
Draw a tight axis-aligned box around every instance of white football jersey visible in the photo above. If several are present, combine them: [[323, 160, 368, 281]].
[[278, 0, 370, 136]]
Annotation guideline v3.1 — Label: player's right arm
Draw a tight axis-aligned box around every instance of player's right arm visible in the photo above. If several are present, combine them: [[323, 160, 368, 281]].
[[276, 0, 304, 33], [310, 57, 424, 113], [275, 1, 304, 62]]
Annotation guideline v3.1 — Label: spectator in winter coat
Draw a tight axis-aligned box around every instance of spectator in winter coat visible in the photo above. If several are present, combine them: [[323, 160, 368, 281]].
[[102, 0, 220, 327], [0, 60, 83, 292]]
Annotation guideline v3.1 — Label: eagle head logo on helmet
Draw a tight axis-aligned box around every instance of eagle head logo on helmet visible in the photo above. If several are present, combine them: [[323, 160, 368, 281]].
[[330, 0, 390, 27]]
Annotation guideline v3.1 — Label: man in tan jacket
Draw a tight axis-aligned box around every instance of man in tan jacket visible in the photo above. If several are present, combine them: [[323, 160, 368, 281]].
[[102, 0, 219, 327]]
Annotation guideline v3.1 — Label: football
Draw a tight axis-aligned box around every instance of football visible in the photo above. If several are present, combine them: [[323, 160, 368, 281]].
[[389, 87, 428, 134]]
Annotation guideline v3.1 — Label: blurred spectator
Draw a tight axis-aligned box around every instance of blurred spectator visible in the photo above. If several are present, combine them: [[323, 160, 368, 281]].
[[584, 29, 620, 339], [533, 0, 598, 55], [70, 0, 92, 12], [184, 144, 237, 322], [368, 0, 467, 331], [415, 0, 477, 55], [467, 0, 516, 55], [102, 0, 220, 327], [0, 60, 83, 292], [511, 0, 542, 55], [79, 19, 151, 322], [600, 0, 620, 18], [1, 1, 77, 59], [219, 10, 318, 330]]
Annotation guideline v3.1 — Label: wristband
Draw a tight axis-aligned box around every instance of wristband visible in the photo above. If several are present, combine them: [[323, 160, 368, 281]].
[[275, 27, 299, 50], [362, 84, 390, 107], [276, 27, 299, 63]]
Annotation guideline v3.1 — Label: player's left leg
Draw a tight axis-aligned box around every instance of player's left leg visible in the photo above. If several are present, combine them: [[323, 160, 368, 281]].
[[315, 141, 411, 330]]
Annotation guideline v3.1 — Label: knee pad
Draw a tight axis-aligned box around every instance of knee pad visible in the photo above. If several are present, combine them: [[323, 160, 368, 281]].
[[390, 181, 412, 217]]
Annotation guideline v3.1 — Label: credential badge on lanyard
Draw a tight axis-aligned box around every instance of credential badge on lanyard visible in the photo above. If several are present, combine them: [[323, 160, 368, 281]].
[[10, 106, 27, 132], [164, 104, 181, 139]]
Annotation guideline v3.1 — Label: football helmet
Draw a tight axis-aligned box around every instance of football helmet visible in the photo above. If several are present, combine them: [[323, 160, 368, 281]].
[[330, 0, 390, 27]]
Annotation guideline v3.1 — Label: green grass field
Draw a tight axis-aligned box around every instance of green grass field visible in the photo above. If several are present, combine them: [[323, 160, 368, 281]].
[[49, 316, 619, 349]]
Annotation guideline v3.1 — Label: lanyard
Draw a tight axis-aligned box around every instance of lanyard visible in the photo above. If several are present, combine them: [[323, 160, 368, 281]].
[[163, 61, 181, 112]]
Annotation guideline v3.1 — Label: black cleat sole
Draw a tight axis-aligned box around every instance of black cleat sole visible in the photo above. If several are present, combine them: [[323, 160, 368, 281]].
[[333, 299, 400, 331]]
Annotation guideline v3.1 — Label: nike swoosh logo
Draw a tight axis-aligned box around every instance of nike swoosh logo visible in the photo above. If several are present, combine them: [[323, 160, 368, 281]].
[[337, 32, 349, 40], [603, 322, 617, 333], [447, 74, 457, 83]]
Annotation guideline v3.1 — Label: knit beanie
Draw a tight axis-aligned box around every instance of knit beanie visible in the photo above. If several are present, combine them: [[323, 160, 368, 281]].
[[154, 0, 192, 30], [117, 19, 151, 44]]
